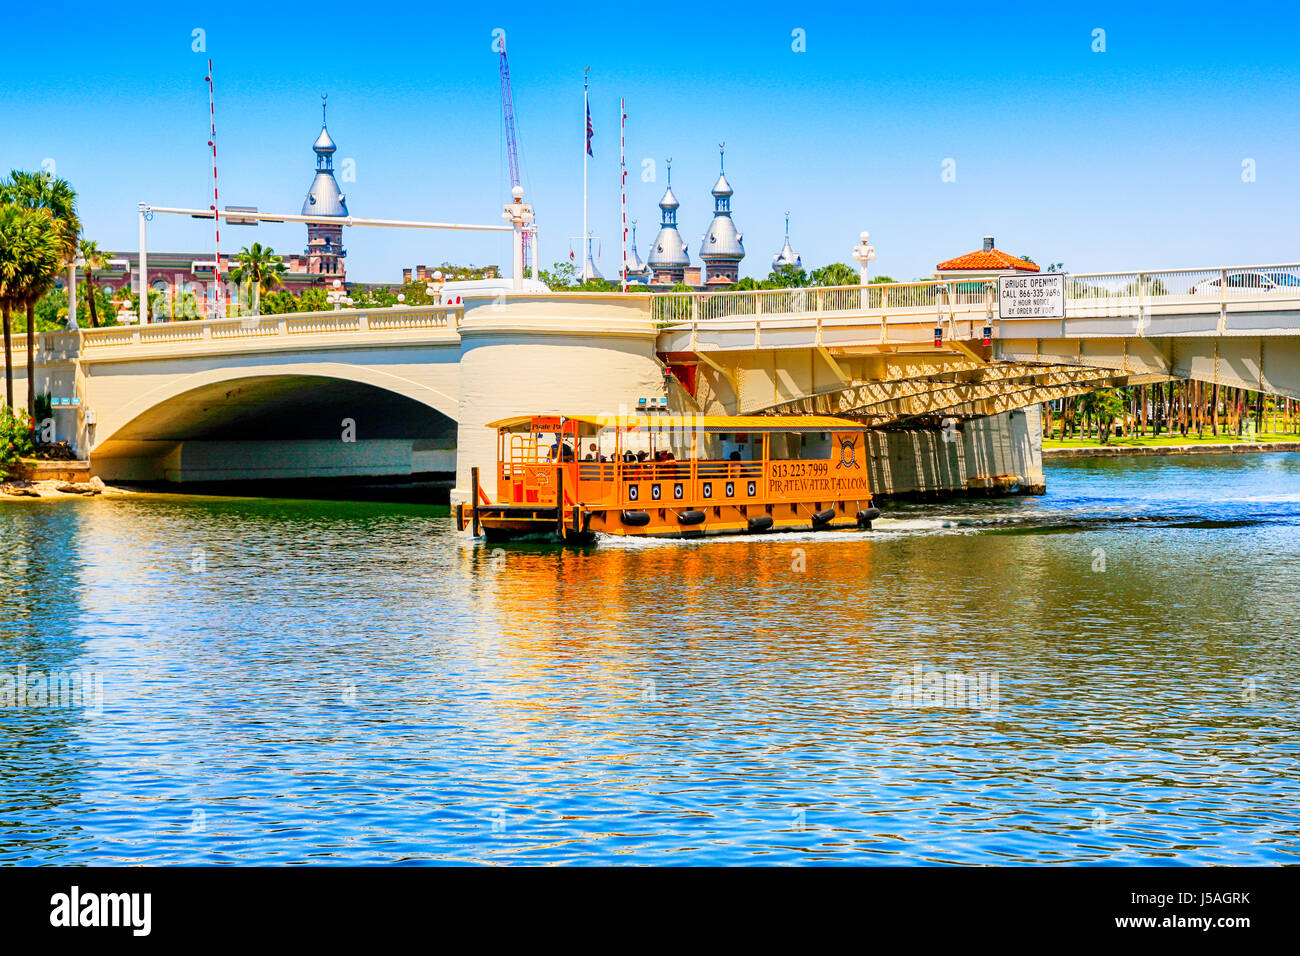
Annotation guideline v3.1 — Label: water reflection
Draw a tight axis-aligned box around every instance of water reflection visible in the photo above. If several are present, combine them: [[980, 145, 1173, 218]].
[[0, 454, 1298, 864]]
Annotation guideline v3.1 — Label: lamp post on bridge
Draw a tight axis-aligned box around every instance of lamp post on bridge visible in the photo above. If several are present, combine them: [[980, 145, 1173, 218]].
[[501, 185, 534, 292], [852, 231, 876, 285], [327, 278, 352, 311], [426, 270, 445, 306]]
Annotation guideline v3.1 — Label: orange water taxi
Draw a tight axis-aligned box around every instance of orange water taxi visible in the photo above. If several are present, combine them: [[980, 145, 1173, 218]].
[[456, 414, 881, 543]]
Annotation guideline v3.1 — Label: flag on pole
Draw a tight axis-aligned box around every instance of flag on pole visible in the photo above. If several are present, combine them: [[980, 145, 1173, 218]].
[[586, 101, 593, 157]]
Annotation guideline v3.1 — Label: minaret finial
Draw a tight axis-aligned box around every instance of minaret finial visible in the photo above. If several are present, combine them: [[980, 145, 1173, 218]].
[[322, 93, 327, 125], [784, 211, 790, 238], [719, 142, 726, 171], [666, 157, 672, 185]]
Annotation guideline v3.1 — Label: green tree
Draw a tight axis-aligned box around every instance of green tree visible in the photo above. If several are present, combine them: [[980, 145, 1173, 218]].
[[869, 275, 896, 284], [390, 281, 436, 305], [13, 215, 63, 417], [1080, 388, 1125, 443], [766, 264, 808, 288], [349, 286, 400, 309], [0, 405, 36, 478], [0, 206, 62, 416], [1, 171, 80, 266], [229, 242, 287, 316], [428, 261, 498, 281], [810, 262, 858, 287], [259, 290, 297, 315], [297, 287, 328, 312], [0, 171, 81, 416], [0, 204, 30, 409], [78, 237, 109, 327], [539, 260, 579, 290]]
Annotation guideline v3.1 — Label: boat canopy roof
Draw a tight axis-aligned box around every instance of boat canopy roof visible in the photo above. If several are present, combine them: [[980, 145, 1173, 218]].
[[486, 414, 868, 433]]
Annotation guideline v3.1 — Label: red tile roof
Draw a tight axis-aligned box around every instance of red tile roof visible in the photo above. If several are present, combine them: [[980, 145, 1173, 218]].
[[935, 249, 1039, 272]]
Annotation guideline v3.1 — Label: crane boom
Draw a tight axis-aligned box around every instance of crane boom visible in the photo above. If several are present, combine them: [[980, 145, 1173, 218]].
[[498, 40, 531, 265]]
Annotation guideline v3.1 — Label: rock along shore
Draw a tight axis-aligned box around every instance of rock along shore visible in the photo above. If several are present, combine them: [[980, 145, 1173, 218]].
[[0, 476, 128, 500]]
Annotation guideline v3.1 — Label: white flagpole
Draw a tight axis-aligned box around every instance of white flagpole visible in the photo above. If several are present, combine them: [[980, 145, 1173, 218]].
[[583, 68, 589, 280]]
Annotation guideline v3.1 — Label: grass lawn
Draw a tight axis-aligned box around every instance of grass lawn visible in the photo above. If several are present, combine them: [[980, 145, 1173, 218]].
[[1043, 431, 1300, 449]]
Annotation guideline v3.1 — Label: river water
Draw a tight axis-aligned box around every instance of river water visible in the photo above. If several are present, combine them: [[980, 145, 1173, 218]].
[[1, 454, 1298, 865]]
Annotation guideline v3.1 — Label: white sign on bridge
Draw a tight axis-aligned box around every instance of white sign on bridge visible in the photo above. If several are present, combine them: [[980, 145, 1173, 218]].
[[998, 273, 1065, 319]]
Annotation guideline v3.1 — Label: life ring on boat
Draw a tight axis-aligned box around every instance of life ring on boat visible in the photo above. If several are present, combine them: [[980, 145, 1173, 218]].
[[856, 507, 881, 528], [677, 510, 706, 526], [747, 514, 774, 533], [811, 508, 837, 526], [621, 510, 651, 527]]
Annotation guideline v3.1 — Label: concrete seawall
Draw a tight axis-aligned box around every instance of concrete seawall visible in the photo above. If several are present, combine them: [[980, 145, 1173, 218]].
[[1044, 440, 1300, 459]]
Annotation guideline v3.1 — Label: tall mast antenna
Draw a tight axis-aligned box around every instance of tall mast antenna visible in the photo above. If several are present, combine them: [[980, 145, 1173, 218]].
[[206, 60, 225, 318], [497, 36, 533, 267], [620, 97, 627, 292], [582, 68, 590, 280]]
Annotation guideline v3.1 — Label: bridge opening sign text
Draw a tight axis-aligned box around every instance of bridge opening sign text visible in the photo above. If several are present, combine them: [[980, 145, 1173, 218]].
[[999, 274, 1065, 319]]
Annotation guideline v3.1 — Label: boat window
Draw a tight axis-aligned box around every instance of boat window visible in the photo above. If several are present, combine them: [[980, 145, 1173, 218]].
[[603, 423, 709, 461], [717, 433, 758, 461], [769, 432, 832, 460]]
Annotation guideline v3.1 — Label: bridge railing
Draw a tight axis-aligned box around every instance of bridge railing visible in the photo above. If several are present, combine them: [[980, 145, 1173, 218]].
[[649, 280, 972, 324], [649, 263, 1300, 327], [66, 304, 464, 352]]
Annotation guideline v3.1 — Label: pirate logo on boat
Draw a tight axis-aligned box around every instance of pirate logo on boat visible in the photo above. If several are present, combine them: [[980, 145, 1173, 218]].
[[837, 436, 858, 470]]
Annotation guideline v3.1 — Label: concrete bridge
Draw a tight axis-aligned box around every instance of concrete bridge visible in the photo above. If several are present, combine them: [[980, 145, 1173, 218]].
[[4, 261, 1299, 501], [654, 263, 1300, 419]]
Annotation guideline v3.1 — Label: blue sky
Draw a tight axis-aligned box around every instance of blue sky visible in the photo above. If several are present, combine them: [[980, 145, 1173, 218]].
[[2, 1, 1297, 282]]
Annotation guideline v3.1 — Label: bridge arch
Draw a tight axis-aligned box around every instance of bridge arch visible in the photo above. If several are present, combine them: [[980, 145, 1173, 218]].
[[90, 363, 459, 485]]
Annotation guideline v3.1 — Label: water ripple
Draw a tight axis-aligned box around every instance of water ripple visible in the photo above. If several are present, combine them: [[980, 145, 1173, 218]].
[[1, 455, 1299, 863]]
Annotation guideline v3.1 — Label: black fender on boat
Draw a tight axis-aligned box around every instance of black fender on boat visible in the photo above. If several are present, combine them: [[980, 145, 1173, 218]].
[[677, 510, 706, 526], [747, 514, 774, 533], [621, 510, 651, 527], [811, 508, 837, 526], [857, 507, 882, 528]]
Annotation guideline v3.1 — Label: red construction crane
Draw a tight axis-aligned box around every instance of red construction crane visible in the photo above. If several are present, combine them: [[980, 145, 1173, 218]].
[[497, 36, 532, 267]]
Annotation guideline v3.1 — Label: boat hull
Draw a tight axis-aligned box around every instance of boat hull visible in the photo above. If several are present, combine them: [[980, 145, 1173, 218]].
[[461, 500, 878, 544]]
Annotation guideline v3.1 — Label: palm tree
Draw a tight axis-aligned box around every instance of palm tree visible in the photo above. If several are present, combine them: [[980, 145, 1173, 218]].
[[0, 171, 80, 265], [0, 205, 26, 409], [810, 262, 859, 287], [13, 213, 64, 419], [0, 172, 81, 415], [0, 205, 62, 415], [229, 243, 287, 316], [1080, 388, 1125, 444], [78, 237, 108, 328]]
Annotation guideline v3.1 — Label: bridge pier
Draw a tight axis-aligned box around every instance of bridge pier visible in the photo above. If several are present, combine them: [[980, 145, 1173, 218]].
[[866, 406, 1044, 500], [452, 293, 666, 506]]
